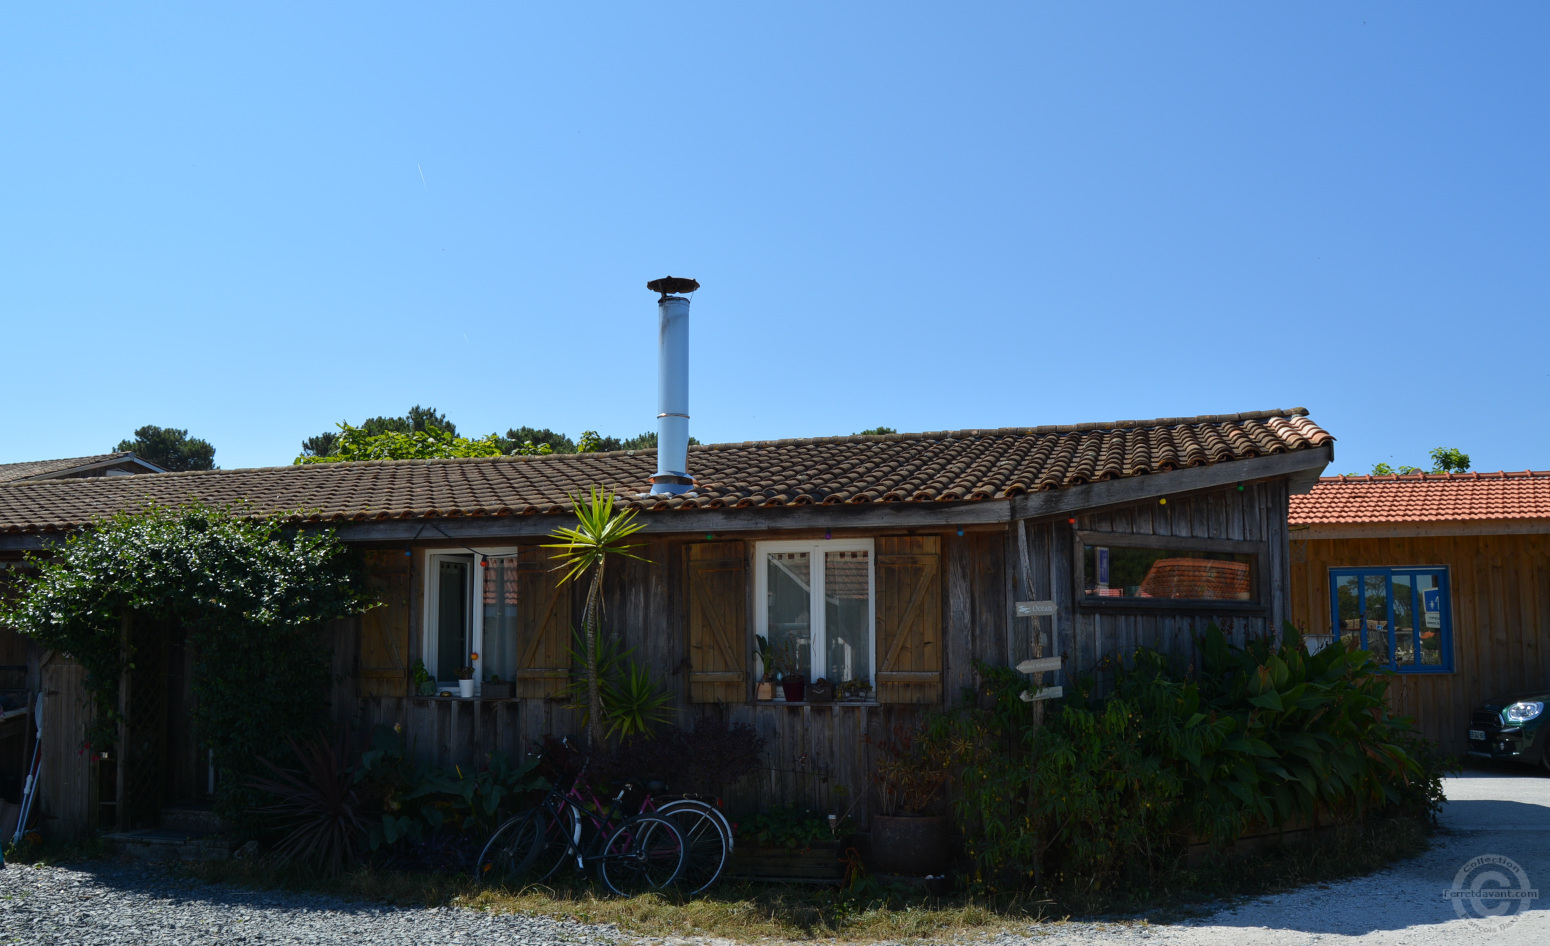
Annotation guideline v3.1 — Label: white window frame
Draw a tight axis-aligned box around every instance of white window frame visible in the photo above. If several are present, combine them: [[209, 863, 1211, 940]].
[[423, 547, 520, 689], [753, 539, 875, 684]]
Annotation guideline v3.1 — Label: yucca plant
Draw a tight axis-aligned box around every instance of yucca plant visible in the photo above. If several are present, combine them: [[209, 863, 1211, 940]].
[[602, 660, 675, 742], [544, 485, 649, 746], [248, 730, 367, 876]]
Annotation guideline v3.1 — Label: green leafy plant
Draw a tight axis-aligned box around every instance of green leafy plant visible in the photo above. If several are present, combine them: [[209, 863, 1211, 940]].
[[455, 666, 475, 681], [601, 660, 675, 741], [544, 486, 649, 746], [866, 724, 953, 815], [0, 503, 370, 824], [739, 806, 851, 849], [923, 624, 1450, 894], [247, 730, 367, 875], [411, 660, 433, 687]]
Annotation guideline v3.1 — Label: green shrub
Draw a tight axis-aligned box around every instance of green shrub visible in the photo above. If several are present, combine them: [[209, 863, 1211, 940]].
[[924, 623, 1450, 893]]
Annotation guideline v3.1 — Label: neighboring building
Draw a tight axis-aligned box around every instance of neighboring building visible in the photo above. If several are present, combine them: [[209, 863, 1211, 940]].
[[0, 408, 1333, 838], [1289, 471, 1550, 756], [0, 453, 166, 484]]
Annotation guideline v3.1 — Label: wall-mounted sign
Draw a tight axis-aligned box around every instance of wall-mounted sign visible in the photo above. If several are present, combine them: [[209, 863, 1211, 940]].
[[1015, 600, 1057, 617], [1422, 587, 1442, 629], [1096, 547, 1110, 587], [1019, 686, 1064, 703], [1017, 657, 1063, 674]]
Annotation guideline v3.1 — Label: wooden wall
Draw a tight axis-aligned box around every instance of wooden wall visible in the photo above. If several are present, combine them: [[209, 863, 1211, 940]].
[[330, 481, 1293, 824], [1290, 531, 1550, 757]]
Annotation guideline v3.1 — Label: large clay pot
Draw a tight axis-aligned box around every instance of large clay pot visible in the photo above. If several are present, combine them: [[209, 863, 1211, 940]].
[[756, 681, 776, 701], [781, 676, 806, 702], [870, 814, 950, 875]]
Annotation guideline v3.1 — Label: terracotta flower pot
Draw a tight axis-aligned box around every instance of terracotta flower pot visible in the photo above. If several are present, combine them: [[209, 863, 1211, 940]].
[[756, 681, 776, 700], [781, 676, 806, 702], [870, 814, 950, 876]]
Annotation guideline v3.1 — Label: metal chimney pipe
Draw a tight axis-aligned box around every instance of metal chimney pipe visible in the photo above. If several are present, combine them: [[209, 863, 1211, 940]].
[[646, 276, 698, 494]]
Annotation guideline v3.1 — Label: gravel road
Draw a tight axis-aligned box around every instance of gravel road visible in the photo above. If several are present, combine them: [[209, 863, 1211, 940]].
[[0, 771, 1544, 945]]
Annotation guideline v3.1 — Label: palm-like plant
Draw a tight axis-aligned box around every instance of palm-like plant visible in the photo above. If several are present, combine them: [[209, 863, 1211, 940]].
[[544, 485, 649, 746]]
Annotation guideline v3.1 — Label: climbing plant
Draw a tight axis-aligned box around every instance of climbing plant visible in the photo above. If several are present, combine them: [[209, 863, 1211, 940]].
[[0, 503, 371, 822]]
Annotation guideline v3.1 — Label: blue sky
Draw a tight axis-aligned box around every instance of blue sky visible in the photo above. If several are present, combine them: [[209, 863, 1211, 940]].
[[2, 4, 1545, 474]]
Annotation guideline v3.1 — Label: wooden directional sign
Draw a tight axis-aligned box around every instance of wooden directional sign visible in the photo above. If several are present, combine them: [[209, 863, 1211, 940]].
[[1015, 600, 1057, 617], [1019, 686, 1064, 703], [1016, 657, 1063, 675]]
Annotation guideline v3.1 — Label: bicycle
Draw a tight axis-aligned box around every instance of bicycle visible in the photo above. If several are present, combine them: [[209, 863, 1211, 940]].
[[478, 743, 730, 895]]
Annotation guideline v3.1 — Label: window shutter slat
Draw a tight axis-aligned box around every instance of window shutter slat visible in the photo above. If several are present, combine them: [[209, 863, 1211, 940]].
[[687, 541, 747, 703], [516, 549, 573, 698], [359, 550, 412, 697], [875, 535, 942, 704]]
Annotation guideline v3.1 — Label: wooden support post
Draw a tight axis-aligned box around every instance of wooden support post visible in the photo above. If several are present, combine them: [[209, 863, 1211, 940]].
[[115, 613, 130, 833], [1014, 519, 1045, 885]]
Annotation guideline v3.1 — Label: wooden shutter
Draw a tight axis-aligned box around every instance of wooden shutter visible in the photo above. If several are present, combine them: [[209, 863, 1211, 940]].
[[359, 550, 412, 698], [875, 535, 943, 704], [686, 541, 747, 703], [515, 549, 573, 699]]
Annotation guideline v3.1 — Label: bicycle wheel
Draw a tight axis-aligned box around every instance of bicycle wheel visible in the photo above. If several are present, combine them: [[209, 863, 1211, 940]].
[[596, 814, 685, 897], [475, 811, 542, 885], [529, 803, 580, 882], [656, 800, 730, 894]]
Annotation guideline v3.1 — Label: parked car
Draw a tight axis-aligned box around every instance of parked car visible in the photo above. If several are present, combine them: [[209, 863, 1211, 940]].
[[1468, 693, 1550, 770]]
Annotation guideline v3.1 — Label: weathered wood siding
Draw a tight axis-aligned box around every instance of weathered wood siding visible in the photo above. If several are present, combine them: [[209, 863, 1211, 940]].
[[329, 482, 1291, 822], [40, 658, 92, 839], [1290, 530, 1550, 756]]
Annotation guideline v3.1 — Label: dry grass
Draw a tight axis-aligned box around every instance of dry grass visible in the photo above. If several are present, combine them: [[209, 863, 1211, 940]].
[[167, 817, 1431, 943]]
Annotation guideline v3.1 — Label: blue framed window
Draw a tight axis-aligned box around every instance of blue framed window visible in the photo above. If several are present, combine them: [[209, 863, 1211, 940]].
[[1329, 567, 1452, 673]]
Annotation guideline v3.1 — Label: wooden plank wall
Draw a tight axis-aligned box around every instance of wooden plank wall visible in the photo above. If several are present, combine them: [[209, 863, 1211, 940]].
[[1290, 531, 1550, 757], [334, 482, 1292, 822], [40, 657, 92, 839], [1068, 480, 1288, 687]]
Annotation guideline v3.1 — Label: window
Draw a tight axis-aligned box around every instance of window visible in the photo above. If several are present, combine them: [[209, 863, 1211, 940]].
[[424, 549, 520, 686], [1330, 567, 1452, 673], [754, 540, 874, 685], [1078, 533, 1260, 604]]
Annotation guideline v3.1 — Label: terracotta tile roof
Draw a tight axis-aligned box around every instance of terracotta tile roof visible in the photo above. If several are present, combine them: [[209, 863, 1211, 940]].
[[1289, 471, 1550, 525], [0, 408, 1330, 536], [0, 453, 143, 484]]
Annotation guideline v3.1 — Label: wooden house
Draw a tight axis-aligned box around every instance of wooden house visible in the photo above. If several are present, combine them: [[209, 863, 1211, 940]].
[[0, 408, 1333, 839], [1289, 471, 1550, 756]]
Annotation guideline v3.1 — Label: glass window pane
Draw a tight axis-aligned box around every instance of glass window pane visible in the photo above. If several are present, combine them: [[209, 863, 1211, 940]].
[[437, 559, 470, 678], [1415, 573, 1444, 666], [825, 550, 870, 684], [1364, 574, 1390, 665], [766, 552, 812, 680], [1335, 574, 1361, 643], [482, 557, 520, 683], [1083, 546, 1254, 600], [1391, 574, 1415, 666]]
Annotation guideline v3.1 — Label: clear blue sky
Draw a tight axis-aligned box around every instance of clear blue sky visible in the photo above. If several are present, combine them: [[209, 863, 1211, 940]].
[[3, 4, 1546, 475]]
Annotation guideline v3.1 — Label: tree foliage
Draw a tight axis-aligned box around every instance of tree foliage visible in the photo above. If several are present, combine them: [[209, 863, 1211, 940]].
[[0, 503, 371, 822], [298, 407, 696, 462], [854, 426, 898, 436], [115, 425, 216, 471], [294, 424, 506, 464], [1360, 446, 1470, 477]]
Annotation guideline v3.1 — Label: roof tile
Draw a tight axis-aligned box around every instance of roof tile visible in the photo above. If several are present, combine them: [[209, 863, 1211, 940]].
[[1289, 471, 1550, 524]]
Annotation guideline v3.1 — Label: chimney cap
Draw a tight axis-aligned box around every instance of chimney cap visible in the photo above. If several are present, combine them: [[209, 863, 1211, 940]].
[[647, 276, 699, 297]]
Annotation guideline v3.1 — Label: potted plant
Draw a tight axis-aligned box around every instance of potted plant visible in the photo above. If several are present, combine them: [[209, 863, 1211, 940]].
[[457, 666, 476, 698], [781, 673, 806, 703], [807, 677, 833, 702], [755, 634, 776, 700], [726, 806, 851, 882], [412, 659, 435, 697], [483, 673, 514, 700], [866, 725, 952, 875]]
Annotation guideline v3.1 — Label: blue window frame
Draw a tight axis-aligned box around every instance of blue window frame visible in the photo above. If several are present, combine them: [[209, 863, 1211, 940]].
[[1328, 567, 1452, 673]]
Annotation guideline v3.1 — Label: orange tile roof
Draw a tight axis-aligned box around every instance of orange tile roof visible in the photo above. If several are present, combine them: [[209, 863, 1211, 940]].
[[0, 408, 1330, 536], [1289, 471, 1550, 525]]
